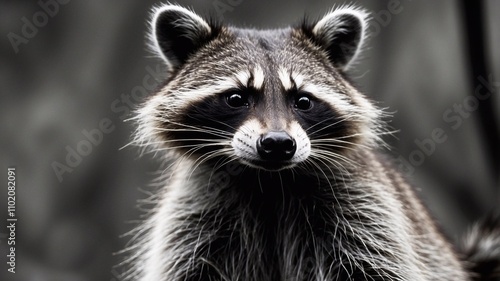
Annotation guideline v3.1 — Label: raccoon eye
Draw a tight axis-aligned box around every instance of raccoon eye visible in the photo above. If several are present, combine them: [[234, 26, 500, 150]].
[[295, 95, 312, 110], [226, 92, 249, 108]]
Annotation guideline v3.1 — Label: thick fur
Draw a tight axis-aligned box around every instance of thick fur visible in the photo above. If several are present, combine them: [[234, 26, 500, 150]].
[[124, 4, 498, 281], [464, 211, 500, 280]]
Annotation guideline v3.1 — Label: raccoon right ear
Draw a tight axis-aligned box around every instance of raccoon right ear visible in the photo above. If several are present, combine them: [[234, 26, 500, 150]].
[[305, 6, 369, 70], [150, 5, 213, 69]]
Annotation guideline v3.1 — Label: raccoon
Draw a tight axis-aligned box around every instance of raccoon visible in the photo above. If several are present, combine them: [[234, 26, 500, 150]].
[[125, 4, 500, 281]]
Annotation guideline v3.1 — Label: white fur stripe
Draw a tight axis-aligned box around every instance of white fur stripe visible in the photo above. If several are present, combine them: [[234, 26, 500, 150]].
[[174, 78, 239, 102], [233, 66, 265, 90], [290, 72, 304, 89], [252, 65, 265, 90], [278, 67, 293, 90], [234, 70, 252, 87], [278, 68, 306, 91]]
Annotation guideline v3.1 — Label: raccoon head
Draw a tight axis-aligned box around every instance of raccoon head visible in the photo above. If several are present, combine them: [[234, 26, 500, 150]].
[[136, 4, 382, 172]]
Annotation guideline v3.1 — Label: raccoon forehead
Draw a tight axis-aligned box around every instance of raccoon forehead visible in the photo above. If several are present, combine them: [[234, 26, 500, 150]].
[[154, 28, 372, 114], [163, 28, 330, 89]]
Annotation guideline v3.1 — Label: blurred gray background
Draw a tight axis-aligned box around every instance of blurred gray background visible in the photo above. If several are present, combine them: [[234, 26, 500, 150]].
[[1, 0, 499, 280]]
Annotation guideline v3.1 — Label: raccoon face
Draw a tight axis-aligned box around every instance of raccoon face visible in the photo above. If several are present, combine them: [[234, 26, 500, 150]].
[[136, 4, 382, 172]]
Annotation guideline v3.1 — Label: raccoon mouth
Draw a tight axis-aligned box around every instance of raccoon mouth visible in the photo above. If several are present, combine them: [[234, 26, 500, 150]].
[[243, 159, 295, 171]]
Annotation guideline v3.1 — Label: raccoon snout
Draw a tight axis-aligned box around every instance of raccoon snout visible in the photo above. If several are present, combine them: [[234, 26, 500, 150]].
[[257, 131, 296, 161]]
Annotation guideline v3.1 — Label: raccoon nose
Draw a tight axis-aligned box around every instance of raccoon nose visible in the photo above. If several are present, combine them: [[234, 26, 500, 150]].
[[257, 131, 296, 161]]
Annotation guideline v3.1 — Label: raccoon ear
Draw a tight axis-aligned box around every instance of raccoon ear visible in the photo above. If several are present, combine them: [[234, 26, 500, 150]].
[[150, 5, 213, 69], [307, 7, 368, 70]]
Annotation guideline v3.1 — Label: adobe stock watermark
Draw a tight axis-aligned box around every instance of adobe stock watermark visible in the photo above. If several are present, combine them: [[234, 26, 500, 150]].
[[51, 119, 116, 182], [110, 267, 127, 281], [111, 64, 165, 121], [368, 0, 412, 37], [397, 74, 500, 175], [51, 64, 165, 182], [336, 0, 412, 66], [212, 0, 244, 21], [7, 0, 71, 54], [208, 161, 246, 190]]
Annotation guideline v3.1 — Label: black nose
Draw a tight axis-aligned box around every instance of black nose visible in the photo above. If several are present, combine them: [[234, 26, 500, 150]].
[[257, 131, 296, 161]]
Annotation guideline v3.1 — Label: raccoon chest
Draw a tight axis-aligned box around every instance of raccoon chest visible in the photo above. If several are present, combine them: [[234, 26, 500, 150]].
[[180, 190, 360, 280], [185, 207, 381, 281]]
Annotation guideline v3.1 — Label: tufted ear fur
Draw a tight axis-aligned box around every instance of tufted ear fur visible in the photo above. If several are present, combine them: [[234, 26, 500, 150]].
[[305, 6, 369, 70], [149, 4, 215, 70]]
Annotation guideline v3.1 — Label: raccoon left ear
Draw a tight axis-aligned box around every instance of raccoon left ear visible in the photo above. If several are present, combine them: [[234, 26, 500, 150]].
[[150, 4, 214, 70], [307, 6, 368, 70]]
